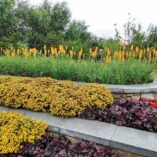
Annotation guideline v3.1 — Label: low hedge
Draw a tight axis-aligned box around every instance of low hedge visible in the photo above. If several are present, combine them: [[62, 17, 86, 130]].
[[0, 76, 113, 117], [0, 111, 47, 154]]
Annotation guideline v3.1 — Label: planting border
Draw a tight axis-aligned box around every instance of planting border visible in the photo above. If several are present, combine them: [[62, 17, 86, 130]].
[[1, 75, 157, 99], [74, 78, 157, 93], [0, 106, 157, 157], [74, 78, 157, 100]]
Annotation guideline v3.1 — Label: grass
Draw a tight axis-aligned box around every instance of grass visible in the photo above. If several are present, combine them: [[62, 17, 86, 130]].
[[0, 56, 154, 84]]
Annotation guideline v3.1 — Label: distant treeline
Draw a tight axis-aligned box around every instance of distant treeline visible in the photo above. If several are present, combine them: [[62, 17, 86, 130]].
[[1, 0, 157, 51]]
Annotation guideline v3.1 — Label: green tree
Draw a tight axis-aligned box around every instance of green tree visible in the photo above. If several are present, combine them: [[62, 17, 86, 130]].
[[50, 2, 71, 32], [145, 24, 157, 48], [0, 0, 100, 50], [65, 20, 98, 53], [114, 13, 145, 48], [0, 0, 17, 47], [27, 1, 71, 48], [65, 20, 91, 42]]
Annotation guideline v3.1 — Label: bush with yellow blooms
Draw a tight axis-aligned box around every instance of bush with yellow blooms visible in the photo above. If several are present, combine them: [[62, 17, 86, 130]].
[[0, 76, 114, 117], [0, 111, 48, 154]]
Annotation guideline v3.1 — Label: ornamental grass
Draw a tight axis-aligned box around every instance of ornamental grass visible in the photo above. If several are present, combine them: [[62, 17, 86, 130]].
[[0, 56, 154, 84], [0, 76, 113, 117], [0, 111, 47, 154]]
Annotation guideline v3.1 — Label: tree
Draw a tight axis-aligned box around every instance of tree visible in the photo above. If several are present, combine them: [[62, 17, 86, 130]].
[[0, 0, 30, 48], [65, 20, 98, 53], [0, 0, 100, 50], [65, 20, 90, 41], [0, 0, 16, 37], [145, 24, 157, 48], [50, 2, 71, 32], [114, 13, 145, 48], [27, 1, 71, 48]]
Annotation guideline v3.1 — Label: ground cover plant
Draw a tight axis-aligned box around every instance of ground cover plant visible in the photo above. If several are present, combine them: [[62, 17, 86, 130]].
[[0, 76, 113, 117], [0, 111, 48, 154], [140, 98, 157, 108], [80, 99, 157, 133], [0, 111, 123, 157], [0, 56, 153, 84]]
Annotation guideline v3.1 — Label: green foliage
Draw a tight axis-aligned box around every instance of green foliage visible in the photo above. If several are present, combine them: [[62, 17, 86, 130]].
[[145, 25, 157, 48], [0, 0, 29, 48], [0, 0, 96, 50], [0, 56, 154, 85], [50, 2, 71, 32], [65, 20, 90, 42], [114, 13, 146, 48], [102, 38, 120, 55], [114, 13, 157, 49], [27, 1, 71, 48], [0, 0, 17, 37], [2, 1, 157, 51], [64, 20, 100, 53]]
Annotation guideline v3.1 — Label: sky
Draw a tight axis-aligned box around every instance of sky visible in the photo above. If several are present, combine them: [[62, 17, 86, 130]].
[[29, 0, 157, 38]]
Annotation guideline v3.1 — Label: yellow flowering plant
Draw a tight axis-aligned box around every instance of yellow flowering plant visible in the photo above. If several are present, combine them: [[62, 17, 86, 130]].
[[1, 44, 157, 63], [0, 111, 48, 154], [0, 76, 114, 117]]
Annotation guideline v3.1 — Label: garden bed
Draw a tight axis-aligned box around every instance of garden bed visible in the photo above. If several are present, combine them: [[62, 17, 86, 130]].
[[0, 106, 156, 157], [80, 99, 157, 133], [0, 76, 157, 133], [0, 111, 125, 157], [0, 76, 157, 156], [0, 130, 123, 157], [0, 56, 153, 84]]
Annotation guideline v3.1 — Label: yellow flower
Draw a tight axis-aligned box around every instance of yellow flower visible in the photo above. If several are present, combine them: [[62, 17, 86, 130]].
[[0, 111, 47, 154]]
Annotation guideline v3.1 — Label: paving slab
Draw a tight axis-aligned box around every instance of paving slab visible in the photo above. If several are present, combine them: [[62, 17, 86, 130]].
[[111, 126, 157, 157]]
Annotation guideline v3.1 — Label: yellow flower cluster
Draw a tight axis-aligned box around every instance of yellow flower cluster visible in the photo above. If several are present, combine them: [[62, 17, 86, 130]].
[[0, 76, 114, 117], [0, 111, 48, 154], [51, 83, 114, 117], [0, 77, 57, 111]]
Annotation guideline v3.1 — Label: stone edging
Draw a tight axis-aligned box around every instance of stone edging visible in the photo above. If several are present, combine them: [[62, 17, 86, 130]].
[[73, 78, 157, 94], [0, 106, 157, 157]]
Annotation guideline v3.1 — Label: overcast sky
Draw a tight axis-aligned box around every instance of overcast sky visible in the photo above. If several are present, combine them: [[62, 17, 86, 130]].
[[29, 0, 157, 38]]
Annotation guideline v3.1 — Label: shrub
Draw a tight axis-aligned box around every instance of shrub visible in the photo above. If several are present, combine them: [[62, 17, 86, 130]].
[[0, 111, 48, 154], [0, 76, 113, 117], [80, 84, 114, 108], [0, 77, 57, 111], [50, 81, 84, 117], [50, 82, 113, 117]]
